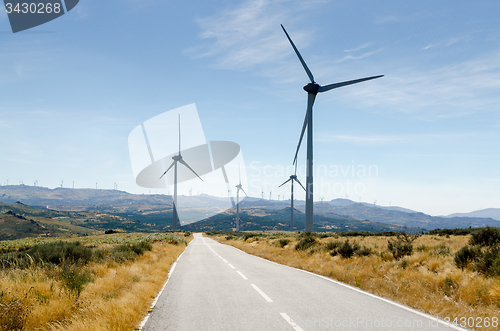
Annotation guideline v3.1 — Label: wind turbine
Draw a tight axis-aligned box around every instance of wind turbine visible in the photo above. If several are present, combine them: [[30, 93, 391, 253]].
[[281, 24, 383, 232], [160, 114, 203, 231], [279, 163, 306, 231], [235, 168, 247, 232]]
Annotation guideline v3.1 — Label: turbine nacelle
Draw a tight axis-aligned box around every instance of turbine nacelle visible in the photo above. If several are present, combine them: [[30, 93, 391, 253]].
[[303, 83, 320, 94], [173, 155, 182, 161]]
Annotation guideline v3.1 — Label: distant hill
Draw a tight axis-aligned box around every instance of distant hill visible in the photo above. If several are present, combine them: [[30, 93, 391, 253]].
[[447, 208, 500, 221], [0, 185, 172, 207], [180, 207, 420, 233], [313, 202, 499, 230], [0, 185, 498, 233]]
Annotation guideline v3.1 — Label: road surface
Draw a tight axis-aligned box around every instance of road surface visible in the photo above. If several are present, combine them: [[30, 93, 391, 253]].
[[142, 233, 468, 330]]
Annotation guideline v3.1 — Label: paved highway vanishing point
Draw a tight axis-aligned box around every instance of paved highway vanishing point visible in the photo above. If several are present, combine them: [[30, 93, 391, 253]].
[[140, 233, 469, 331]]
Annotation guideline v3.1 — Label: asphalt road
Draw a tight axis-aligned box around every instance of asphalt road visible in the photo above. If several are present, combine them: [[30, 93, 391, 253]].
[[142, 233, 469, 331]]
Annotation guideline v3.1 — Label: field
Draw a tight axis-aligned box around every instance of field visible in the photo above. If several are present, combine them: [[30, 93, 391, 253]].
[[0, 232, 190, 331], [209, 230, 500, 331]]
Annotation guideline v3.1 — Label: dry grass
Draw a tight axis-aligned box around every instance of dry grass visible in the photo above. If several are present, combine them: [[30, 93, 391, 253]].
[[0, 233, 190, 331], [212, 233, 500, 331]]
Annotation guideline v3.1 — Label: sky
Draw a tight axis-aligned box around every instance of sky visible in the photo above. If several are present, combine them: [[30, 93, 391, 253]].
[[0, 0, 499, 216]]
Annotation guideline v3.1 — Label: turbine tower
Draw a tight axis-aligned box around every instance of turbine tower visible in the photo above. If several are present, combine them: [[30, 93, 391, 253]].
[[235, 168, 247, 232], [279, 163, 305, 231], [160, 114, 203, 231], [281, 24, 383, 232]]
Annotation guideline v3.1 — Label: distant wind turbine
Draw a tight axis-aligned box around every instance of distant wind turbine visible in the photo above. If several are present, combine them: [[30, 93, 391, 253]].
[[281, 24, 383, 232], [235, 167, 247, 232], [160, 114, 203, 231], [279, 163, 306, 231]]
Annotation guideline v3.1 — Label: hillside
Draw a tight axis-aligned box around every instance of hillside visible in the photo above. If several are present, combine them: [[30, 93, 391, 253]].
[[447, 208, 500, 221]]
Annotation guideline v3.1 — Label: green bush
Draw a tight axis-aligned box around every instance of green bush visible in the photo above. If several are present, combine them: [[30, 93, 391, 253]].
[[324, 241, 341, 251], [387, 239, 413, 259], [355, 245, 372, 257], [454, 245, 482, 270], [338, 240, 358, 258], [274, 239, 290, 248], [295, 237, 317, 251], [440, 276, 458, 296], [0, 241, 92, 268], [474, 247, 500, 276], [469, 227, 500, 247], [60, 267, 93, 298]]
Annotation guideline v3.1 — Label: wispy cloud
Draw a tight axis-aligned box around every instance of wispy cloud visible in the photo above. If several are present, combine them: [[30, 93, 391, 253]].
[[421, 34, 473, 51], [185, 0, 323, 72], [335, 49, 383, 63], [344, 43, 372, 53]]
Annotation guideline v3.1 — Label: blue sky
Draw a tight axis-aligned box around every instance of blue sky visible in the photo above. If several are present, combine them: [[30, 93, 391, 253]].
[[0, 0, 499, 216]]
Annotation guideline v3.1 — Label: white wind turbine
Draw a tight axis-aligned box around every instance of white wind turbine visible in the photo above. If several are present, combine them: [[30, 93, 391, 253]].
[[279, 163, 306, 231], [160, 115, 203, 231], [235, 167, 247, 232], [281, 24, 383, 232]]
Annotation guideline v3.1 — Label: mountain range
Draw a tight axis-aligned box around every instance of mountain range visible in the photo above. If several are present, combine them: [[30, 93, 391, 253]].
[[0, 185, 498, 239]]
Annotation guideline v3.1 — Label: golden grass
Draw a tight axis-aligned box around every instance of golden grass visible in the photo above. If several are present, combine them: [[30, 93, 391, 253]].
[[213, 234, 500, 331], [0, 235, 190, 331]]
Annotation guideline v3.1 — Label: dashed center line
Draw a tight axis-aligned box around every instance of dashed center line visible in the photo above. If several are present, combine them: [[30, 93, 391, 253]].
[[228, 264, 236, 269], [280, 313, 304, 331], [236, 271, 248, 280], [251, 284, 273, 302]]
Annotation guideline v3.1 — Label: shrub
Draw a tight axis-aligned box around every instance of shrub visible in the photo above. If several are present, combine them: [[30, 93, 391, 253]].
[[387, 239, 413, 259], [338, 240, 358, 258], [225, 235, 234, 240], [0, 241, 92, 268], [60, 267, 93, 298], [400, 259, 409, 269], [474, 247, 500, 276], [469, 227, 500, 247], [355, 245, 372, 257], [295, 237, 317, 251], [324, 241, 341, 251], [274, 239, 290, 248], [454, 245, 482, 270], [440, 277, 458, 296]]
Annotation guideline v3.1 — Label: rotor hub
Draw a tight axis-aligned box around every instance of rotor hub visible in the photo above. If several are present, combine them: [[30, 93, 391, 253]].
[[173, 155, 182, 161], [303, 82, 319, 94]]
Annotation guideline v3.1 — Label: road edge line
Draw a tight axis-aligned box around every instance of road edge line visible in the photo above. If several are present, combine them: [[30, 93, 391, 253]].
[[210, 238, 471, 331], [135, 239, 192, 330]]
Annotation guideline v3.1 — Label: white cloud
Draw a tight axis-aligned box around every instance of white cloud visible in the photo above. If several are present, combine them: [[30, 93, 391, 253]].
[[185, 0, 322, 72]]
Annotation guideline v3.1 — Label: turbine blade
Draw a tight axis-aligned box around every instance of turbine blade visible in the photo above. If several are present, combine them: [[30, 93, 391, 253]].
[[279, 178, 292, 188], [179, 159, 204, 181], [240, 187, 248, 197], [160, 160, 176, 179], [294, 177, 306, 191], [318, 75, 384, 93], [293, 93, 316, 165], [281, 24, 315, 83]]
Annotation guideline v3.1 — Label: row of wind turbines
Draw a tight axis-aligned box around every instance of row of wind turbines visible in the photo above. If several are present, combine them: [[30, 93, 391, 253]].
[[160, 25, 383, 232]]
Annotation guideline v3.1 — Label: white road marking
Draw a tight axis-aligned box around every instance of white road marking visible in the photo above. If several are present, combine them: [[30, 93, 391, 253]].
[[237, 271, 248, 280], [280, 313, 304, 331], [228, 264, 236, 269], [251, 284, 273, 302], [221, 240, 470, 331]]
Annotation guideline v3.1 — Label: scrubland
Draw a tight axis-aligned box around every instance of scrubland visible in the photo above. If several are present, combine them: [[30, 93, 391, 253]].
[[210, 229, 500, 330], [0, 232, 191, 331]]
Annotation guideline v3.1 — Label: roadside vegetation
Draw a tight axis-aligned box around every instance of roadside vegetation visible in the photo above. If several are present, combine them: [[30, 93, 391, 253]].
[[208, 228, 500, 331], [0, 231, 191, 331]]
